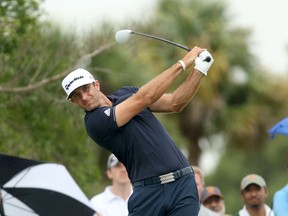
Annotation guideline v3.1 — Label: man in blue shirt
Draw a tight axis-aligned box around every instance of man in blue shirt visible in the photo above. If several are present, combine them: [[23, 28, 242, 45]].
[[62, 46, 214, 216], [273, 184, 288, 216]]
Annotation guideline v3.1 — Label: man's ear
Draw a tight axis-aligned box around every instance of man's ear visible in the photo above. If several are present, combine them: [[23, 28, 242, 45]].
[[94, 80, 100, 90], [106, 169, 113, 180], [264, 188, 268, 198], [69, 98, 76, 104]]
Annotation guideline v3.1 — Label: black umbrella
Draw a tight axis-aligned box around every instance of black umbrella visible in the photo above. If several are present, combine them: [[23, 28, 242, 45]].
[[0, 154, 95, 216]]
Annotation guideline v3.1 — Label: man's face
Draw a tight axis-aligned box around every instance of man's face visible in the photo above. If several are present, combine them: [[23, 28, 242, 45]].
[[203, 196, 225, 213], [107, 162, 130, 185], [70, 81, 100, 111], [241, 184, 268, 209]]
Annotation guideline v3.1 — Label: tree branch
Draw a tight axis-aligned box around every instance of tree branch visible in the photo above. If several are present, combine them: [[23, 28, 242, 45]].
[[0, 43, 115, 93]]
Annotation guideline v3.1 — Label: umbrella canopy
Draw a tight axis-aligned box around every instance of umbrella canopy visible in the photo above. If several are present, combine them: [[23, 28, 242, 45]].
[[268, 117, 288, 139], [0, 154, 95, 216]]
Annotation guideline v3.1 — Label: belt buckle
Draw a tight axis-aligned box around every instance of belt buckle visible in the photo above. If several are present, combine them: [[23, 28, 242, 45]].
[[159, 172, 175, 184]]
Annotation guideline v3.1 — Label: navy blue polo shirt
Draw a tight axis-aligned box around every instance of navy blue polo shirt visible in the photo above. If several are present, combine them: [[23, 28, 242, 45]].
[[85, 86, 189, 182]]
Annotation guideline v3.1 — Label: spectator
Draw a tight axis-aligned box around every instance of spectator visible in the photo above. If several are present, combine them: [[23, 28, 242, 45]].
[[90, 154, 132, 216], [234, 174, 274, 216], [192, 166, 219, 216], [201, 186, 227, 216], [201, 186, 230, 216], [273, 183, 288, 216]]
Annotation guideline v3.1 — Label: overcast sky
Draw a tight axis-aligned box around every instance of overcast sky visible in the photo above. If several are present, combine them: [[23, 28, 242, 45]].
[[226, 0, 288, 75], [43, 0, 156, 32]]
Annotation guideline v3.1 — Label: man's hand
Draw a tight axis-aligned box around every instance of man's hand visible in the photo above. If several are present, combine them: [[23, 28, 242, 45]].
[[194, 50, 214, 75]]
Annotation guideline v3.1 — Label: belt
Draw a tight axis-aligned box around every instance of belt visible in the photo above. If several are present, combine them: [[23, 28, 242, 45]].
[[132, 166, 194, 187]]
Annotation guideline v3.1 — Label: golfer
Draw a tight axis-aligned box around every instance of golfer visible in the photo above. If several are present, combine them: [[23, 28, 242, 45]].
[[62, 46, 214, 216]]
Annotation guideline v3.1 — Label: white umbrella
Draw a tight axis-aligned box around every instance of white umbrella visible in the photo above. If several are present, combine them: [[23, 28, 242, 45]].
[[0, 154, 95, 216]]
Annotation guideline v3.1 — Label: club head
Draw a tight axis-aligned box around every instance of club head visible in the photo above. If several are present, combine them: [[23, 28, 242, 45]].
[[115, 29, 132, 44]]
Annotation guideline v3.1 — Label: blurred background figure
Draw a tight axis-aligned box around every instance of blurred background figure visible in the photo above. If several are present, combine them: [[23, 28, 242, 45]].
[[273, 183, 288, 216], [201, 186, 230, 216], [192, 166, 219, 216], [90, 154, 132, 216], [272, 165, 288, 216], [273, 165, 288, 216], [234, 174, 274, 216]]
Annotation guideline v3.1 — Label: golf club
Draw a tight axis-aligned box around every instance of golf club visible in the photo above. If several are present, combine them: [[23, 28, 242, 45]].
[[115, 29, 211, 62]]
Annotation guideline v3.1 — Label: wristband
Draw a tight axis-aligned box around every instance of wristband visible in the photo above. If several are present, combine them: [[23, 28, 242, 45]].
[[178, 60, 186, 71]]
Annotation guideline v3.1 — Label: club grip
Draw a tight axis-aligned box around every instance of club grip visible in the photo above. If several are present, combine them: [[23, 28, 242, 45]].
[[204, 56, 211, 62]]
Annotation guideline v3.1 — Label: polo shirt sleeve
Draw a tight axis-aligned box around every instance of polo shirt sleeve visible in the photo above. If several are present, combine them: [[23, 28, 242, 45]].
[[85, 106, 118, 145]]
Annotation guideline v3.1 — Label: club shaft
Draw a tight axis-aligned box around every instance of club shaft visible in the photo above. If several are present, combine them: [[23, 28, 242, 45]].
[[131, 31, 191, 52], [130, 30, 211, 62]]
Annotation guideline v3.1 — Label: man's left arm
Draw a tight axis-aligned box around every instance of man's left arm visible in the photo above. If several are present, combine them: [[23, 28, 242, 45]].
[[149, 50, 214, 112]]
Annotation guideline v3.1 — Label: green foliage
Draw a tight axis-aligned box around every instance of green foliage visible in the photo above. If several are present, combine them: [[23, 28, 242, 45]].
[[0, 0, 102, 195], [0, 0, 43, 53]]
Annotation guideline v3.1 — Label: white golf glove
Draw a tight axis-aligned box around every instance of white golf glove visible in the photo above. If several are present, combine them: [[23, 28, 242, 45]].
[[194, 50, 214, 75]]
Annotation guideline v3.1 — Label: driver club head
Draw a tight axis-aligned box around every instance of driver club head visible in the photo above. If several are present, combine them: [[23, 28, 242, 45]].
[[115, 29, 132, 44]]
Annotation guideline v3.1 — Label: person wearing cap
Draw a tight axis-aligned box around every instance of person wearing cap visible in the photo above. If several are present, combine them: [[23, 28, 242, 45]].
[[201, 186, 229, 216], [234, 174, 274, 216], [192, 166, 220, 216], [90, 154, 132, 216], [62, 46, 214, 216]]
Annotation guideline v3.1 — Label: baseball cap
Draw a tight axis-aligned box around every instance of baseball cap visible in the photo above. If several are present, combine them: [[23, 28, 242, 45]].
[[107, 154, 119, 169], [62, 68, 95, 100], [240, 174, 266, 190], [201, 186, 223, 203]]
